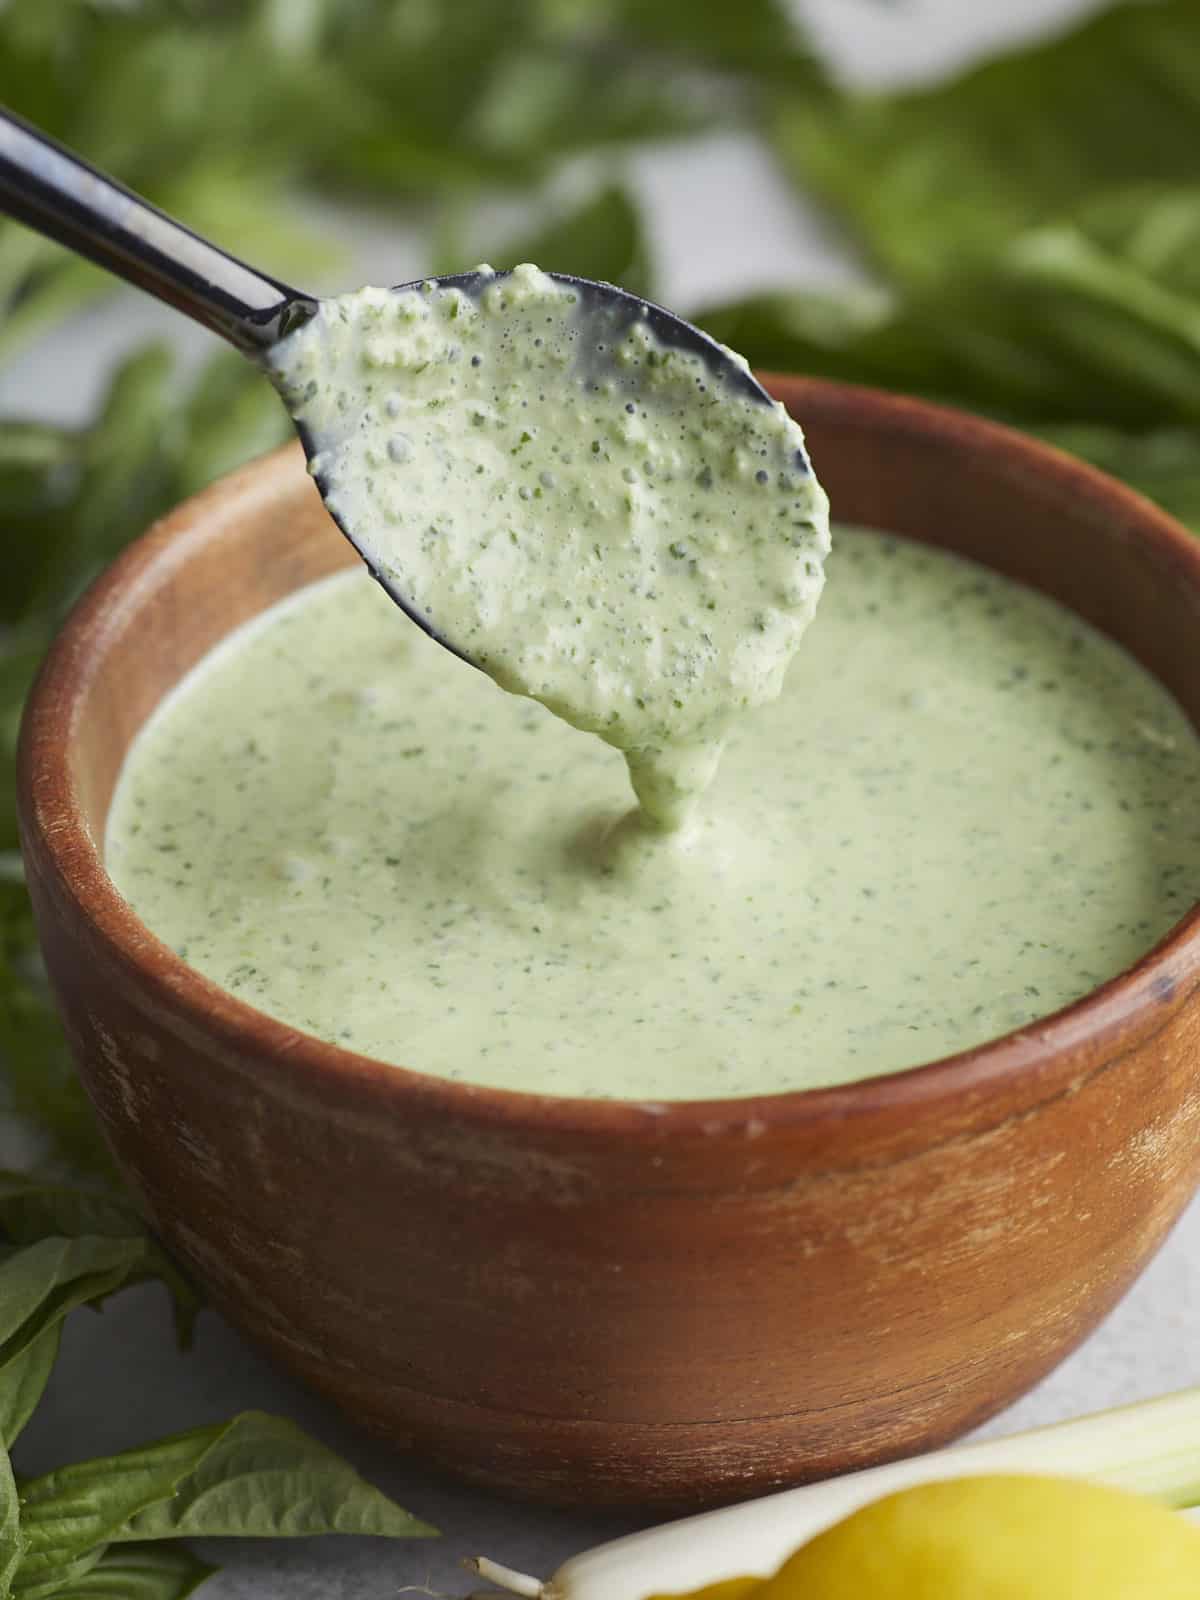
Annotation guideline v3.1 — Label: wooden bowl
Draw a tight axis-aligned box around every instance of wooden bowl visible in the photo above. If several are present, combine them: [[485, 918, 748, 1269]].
[[18, 378, 1200, 1509]]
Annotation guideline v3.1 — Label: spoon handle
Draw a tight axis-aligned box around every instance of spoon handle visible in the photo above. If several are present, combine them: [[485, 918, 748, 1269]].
[[0, 105, 317, 354]]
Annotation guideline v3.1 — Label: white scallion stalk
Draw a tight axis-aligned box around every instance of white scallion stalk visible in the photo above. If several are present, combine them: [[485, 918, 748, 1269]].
[[468, 1387, 1200, 1600]]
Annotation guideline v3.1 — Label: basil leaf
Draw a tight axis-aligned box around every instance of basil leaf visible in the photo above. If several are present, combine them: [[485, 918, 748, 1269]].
[[0, 1325, 60, 1451], [48, 1545, 213, 1600], [17, 1423, 216, 1592], [112, 1413, 436, 1542], [774, 0, 1200, 289], [0, 1179, 145, 1244], [0, 1214, 196, 1392], [0, 1237, 150, 1373], [0, 1433, 21, 1600], [0, 1175, 199, 1346], [0, 1179, 194, 1449], [494, 186, 654, 298], [16, 1411, 432, 1596], [13, 1548, 105, 1600]]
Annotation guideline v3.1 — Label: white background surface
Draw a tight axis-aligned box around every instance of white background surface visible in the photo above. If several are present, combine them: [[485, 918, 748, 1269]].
[[8, 0, 1200, 1591]]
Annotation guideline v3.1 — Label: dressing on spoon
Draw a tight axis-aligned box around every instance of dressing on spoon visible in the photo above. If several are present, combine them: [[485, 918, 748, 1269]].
[[0, 118, 829, 829], [268, 265, 830, 828]]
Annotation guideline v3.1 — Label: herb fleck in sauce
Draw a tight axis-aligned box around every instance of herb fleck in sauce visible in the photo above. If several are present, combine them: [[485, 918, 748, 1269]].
[[105, 528, 1200, 1100]]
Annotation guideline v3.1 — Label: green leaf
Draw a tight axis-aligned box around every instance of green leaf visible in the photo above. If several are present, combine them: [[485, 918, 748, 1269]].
[[173, 355, 291, 498], [0, 1236, 157, 1378], [0, 1434, 21, 1600], [1033, 422, 1200, 533], [50, 1544, 213, 1600], [696, 280, 1099, 421], [32, 346, 178, 615], [0, 1175, 199, 1346], [0, 1325, 60, 1451], [0, 635, 51, 856], [17, 1427, 219, 1591], [0, 1177, 150, 1247], [113, 1413, 435, 1542], [0, 426, 79, 629], [303, 0, 749, 196], [13, 1547, 105, 1600], [15, 1412, 433, 1596], [492, 186, 654, 297], [600, 0, 824, 87], [463, 45, 704, 174], [0, 253, 111, 371], [696, 182, 1200, 433], [0, 1174, 199, 1383], [774, 0, 1200, 288], [1073, 182, 1200, 303]]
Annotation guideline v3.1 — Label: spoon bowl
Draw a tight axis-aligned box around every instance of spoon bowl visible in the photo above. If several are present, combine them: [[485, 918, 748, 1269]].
[[286, 266, 793, 665]]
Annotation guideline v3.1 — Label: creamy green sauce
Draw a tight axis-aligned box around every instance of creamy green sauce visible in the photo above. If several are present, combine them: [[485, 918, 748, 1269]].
[[105, 528, 1200, 1100], [268, 265, 830, 826]]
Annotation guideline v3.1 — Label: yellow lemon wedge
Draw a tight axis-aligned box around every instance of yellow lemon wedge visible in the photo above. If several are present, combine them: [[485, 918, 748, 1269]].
[[649, 1475, 1200, 1600]]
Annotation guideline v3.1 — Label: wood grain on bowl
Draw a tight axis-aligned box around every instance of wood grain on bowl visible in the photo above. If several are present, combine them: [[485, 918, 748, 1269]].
[[16, 378, 1200, 1508]]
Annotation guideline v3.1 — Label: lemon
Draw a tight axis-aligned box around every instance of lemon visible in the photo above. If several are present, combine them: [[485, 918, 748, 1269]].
[[654, 1476, 1200, 1600]]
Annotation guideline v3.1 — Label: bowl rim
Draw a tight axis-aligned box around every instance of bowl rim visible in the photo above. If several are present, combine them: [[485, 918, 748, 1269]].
[[19, 375, 1200, 1141]]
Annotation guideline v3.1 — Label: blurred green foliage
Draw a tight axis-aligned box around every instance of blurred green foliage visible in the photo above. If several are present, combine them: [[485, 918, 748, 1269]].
[[774, 0, 1200, 289], [0, 0, 819, 359], [703, 0, 1200, 527]]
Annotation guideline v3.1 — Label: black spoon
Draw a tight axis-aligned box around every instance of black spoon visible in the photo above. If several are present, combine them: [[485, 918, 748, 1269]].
[[0, 104, 796, 656]]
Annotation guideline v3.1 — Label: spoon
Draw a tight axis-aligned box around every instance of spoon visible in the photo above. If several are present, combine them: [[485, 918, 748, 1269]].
[[0, 105, 787, 653], [0, 102, 832, 837]]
